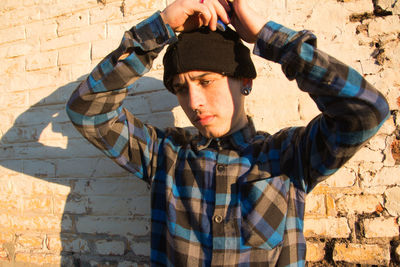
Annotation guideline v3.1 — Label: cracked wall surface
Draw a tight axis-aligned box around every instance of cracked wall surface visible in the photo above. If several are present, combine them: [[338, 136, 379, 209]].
[[0, 0, 399, 266]]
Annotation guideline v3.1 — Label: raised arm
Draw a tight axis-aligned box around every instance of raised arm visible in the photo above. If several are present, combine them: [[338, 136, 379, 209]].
[[66, 13, 177, 181], [255, 21, 389, 191]]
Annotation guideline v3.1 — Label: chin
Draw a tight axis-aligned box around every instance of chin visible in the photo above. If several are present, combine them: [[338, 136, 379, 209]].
[[199, 128, 228, 139]]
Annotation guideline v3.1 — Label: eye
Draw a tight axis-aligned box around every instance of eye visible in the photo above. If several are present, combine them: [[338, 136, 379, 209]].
[[200, 79, 213, 87]]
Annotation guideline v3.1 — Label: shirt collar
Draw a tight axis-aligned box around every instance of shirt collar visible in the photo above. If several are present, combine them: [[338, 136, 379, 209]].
[[191, 117, 257, 153]]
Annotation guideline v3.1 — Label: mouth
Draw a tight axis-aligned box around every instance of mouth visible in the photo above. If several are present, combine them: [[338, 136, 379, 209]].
[[194, 114, 215, 126]]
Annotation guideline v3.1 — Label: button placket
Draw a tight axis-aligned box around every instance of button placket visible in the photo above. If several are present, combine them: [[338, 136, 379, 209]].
[[212, 152, 228, 253]]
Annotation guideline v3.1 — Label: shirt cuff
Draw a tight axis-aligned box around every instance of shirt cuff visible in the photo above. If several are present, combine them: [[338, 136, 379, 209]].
[[253, 21, 299, 63], [130, 11, 177, 51]]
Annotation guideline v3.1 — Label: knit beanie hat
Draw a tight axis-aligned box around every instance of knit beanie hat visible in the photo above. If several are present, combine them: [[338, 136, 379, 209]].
[[163, 27, 256, 93]]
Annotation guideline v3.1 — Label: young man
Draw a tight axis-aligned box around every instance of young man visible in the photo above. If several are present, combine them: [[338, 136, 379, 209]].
[[66, 0, 389, 265]]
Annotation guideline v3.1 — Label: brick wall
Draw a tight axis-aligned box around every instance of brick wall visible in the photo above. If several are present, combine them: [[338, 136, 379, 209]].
[[0, 0, 399, 266]]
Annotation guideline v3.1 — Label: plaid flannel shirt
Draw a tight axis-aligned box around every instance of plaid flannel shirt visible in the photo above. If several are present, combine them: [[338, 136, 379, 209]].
[[66, 12, 389, 267]]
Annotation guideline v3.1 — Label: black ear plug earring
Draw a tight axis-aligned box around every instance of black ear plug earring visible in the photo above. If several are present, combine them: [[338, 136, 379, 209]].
[[241, 86, 252, 96]]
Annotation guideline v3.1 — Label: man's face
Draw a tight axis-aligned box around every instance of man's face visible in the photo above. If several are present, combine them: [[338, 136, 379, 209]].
[[172, 71, 248, 138]]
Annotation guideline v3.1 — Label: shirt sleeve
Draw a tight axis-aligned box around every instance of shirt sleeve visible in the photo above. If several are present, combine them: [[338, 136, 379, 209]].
[[66, 12, 177, 182], [254, 21, 390, 192]]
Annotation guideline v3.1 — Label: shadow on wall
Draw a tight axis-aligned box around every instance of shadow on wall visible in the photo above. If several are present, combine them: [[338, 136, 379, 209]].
[[0, 76, 180, 265]]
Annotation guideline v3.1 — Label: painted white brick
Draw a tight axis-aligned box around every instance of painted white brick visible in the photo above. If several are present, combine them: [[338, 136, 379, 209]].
[[71, 63, 92, 81], [384, 187, 400, 216], [333, 243, 391, 266], [75, 216, 150, 236], [39, 1, 97, 20], [6, 73, 30, 92], [58, 43, 91, 66], [323, 167, 356, 188], [26, 51, 58, 71], [1, 57, 26, 87], [23, 160, 56, 178], [118, 261, 149, 267], [57, 235, 90, 253], [304, 217, 351, 238], [129, 74, 166, 94], [0, 139, 103, 161], [147, 91, 179, 113], [350, 146, 384, 163], [88, 196, 150, 216], [91, 39, 119, 60], [29, 84, 77, 107], [41, 34, 75, 51], [21, 196, 53, 214], [363, 166, 400, 187], [305, 194, 326, 215], [89, 4, 124, 25], [384, 39, 400, 70], [139, 111, 178, 130], [6, 42, 37, 58], [0, 26, 25, 44], [95, 240, 125, 256], [0, 177, 13, 195], [24, 68, 69, 91], [123, 0, 165, 16], [25, 21, 58, 42], [22, 105, 68, 126], [107, 22, 131, 41], [124, 95, 152, 116], [0, 214, 13, 229], [72, 178, 149, 197], [11, 214, 68, 232], [368, 16, 400, 37], [73, 24, 107, 44], [336, 195, 383, 214], [58, 157, 124, 179], [364, 217, 400, 238], [0, 0, 25, 10], [0, 91, 28, 110], [63, 195, 89, 215], [305, 241, 325, 262], [128, 239, 150, 256], [340, 0, 374, 13], [57, 11, 90, 36]]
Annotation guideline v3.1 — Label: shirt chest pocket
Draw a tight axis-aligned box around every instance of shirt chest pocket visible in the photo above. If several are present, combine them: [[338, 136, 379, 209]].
[[239, 174, 289, 249]]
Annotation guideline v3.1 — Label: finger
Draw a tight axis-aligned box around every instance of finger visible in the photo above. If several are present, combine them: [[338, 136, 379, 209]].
[[199, 0, 217, 30], [208, 6, 219, 31], [218, 0, 232, 15], [193, 1, 212, 26], [197, 8, 212, 27], [201, 0, 229, 30], [214, 0, 231, 24]]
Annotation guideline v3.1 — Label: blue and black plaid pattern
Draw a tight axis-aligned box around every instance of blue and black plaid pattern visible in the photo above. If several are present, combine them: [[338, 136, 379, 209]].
[[66, 12, 389, 266]]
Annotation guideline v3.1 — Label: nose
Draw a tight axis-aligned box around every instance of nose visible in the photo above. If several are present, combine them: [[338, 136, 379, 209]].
[[187, 85, 205, 111]]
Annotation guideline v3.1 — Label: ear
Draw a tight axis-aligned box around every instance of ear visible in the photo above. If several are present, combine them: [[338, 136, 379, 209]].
[[242, 78, 253, 88], [240, 78, 253, 96]]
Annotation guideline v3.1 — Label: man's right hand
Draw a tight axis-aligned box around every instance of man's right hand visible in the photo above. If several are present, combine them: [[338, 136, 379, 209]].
[[160, 0, 231, 32]]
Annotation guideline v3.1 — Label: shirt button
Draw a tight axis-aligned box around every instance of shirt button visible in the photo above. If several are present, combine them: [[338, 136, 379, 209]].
[[213, 215, 223, 223], [217, 164, 226, 172]]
